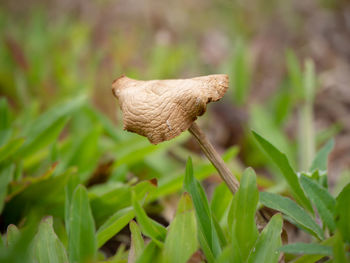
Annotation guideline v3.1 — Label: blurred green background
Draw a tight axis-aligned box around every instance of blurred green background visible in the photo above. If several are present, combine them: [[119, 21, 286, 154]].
[[1, 0, 350, 261]]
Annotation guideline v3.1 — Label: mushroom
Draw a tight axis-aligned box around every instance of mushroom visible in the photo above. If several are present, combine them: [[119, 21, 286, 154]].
[[112, 74, 239, 194]]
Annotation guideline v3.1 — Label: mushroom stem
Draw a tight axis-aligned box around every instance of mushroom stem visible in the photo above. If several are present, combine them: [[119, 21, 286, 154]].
[[188, 122, 240, 194]]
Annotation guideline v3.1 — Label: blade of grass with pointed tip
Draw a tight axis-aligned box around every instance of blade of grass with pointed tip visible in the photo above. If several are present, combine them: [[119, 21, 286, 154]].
[[300, 175, 336, 232], [247, 213, 283, 263], [132, 192, 166, 246], [0, 163, 14, 213], [229, 167, 259, 261], [68, 185, 97, 263], [335, 183, 350, 243], [279, 242, 332, 256], [310, 139, 334, 172], [184, 157, 221, 260], [260, 192, 323, 239], [253, 131, 313, 212], [163, 193, 198, 263], [129, 220, 145, 263], [32, 216, 68, 263], [96, 207, 134, 248]]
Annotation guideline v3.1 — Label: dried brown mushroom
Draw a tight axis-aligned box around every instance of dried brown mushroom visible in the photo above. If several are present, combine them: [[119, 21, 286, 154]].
[[112, 74, 239, 193]]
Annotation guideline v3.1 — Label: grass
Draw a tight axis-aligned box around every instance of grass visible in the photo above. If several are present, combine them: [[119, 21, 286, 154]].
[[1, 3, 350, 263]]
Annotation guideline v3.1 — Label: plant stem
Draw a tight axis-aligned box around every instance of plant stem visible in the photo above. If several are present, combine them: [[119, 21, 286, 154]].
[[188, 122, 240, 194]]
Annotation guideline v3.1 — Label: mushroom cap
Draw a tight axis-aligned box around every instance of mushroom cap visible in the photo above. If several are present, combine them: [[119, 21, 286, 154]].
[[112, 74, 229, 144]]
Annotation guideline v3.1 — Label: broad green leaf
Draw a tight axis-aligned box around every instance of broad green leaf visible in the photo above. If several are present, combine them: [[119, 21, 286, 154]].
[[229, 167, 259, 261], [135, 241, 161, 263], [128, 220, 145, 263], [253, 131, 313, 212], [246, 214, 283, 263], [310, 139, 334, 172], [279, 243, 332, 255], [32, 216, 68, 263], [132, 192, 166, 245], [6, 224, 20, 247], [68, 185, 96, 263], [163, 193, 198, 263], [335, 183, 350, 243], [184, 157, 221, 260], [96, 207, 134, 248], [332, 231, 348, 263], [0, 163, 14, 213], [260, 192, 323, 239], [300, 175, 336, 232]]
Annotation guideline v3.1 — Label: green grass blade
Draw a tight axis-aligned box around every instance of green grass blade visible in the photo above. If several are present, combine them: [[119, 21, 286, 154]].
[[260, 192, 323, 239], [135, 241, 161, 263], [96, 207, 134, 248], [310, 139, 334, 172], [300, 175, 336, 232], [210, 182, 232, 223], [0, 163, 14, 213], [253, 131, 313, 212], [279, 242, 332, 256], [163, 193, 198, 263], [229, 167, 259, 261], [335, 183, 350, 243], [332, 231, 349, 263], [68, 185, 97, 263], [247, 214, 283, 263], [132, 192, 166, 245], [0, 98, 12, 147], [184, 157, 221, 259], [128, 220, 145, 263], [217, 235, 242, 263], [32, 216, 68, 263], [0, 138, 24, 162]]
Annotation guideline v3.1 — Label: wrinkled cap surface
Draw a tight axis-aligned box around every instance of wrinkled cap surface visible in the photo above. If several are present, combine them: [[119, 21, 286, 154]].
[[112, 74, 229, 144]]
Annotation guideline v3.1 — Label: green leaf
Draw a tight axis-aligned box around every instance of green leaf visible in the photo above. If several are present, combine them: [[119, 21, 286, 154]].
[[163, 193, 198, 263], [310, 139, 334, 172], [32, 216, 68, 263], [300, 175, 336, 232], [211, 182, 232, 223], [6, 224, 20, 247], [0, 98, 12, 147], [19, 117, 69, 159], [135, 241, 161, 263], [229, 167, 259, 261], [68, 185, 96, 263], [335, 183, 350, 243], [129, 220, 145, 262], [260, 192, 323, 239], [0, 138, 24, 163], [18, 96, 85, 158], [132, 192, 166, 245], [217, 236, 243, 263], [332, 231, 348, 263], [96, 207, 134, 248], [184, 157, 221, 260], [247, 213, 283, 263], [279, 243, 332, 255], [0, 163, 14, 213], [253, 131, 313, 212]]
